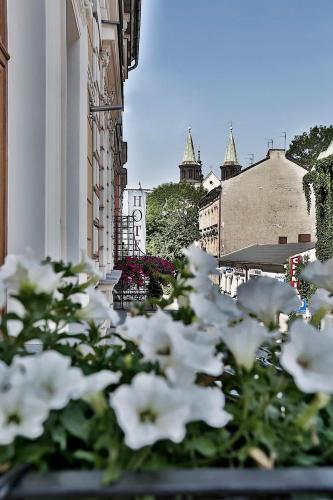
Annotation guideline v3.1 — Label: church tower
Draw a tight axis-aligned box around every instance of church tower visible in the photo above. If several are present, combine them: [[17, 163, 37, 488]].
[[179, 128, 203, 185], [220, 126, 242, 181]]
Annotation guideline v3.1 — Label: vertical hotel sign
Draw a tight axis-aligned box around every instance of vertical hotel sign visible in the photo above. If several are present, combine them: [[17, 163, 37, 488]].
[[127, 189, 148, 253], [289, 255, 301, 289]]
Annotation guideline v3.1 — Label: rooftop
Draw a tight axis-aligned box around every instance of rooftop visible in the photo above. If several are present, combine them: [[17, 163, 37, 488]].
[[219, 242, 315, 272]]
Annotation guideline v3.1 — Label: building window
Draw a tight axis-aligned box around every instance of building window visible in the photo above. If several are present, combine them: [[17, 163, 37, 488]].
[[278, 236, 287, 244], [298, 234, 311, 243]]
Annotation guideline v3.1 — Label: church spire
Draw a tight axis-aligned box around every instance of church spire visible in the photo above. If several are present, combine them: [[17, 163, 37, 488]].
[[224, 126, 238, 165], [182, 127, 197, 164], [179, 127, 203, 185], [220, 125, 242, 181]]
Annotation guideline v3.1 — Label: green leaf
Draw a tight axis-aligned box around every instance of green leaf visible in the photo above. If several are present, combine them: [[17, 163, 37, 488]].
[[103, 462, 122, 484], [60, 403, 90, 441], [185, 436, 217, 457], [51, 425, 67, 451], [0, 444, 14, 464], [73, 450, 96, 464], [17, 443, 55, 464]]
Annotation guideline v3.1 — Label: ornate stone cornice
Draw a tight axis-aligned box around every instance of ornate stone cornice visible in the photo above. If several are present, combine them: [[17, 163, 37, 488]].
[[88, 64, 97, 105], [79, 0, 93, 26], [100, 49, 111, 68]]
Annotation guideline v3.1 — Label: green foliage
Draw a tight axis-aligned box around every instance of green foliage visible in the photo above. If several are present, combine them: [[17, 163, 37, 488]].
[[284, 256, 316, 304], [303, 155, 333, 261], [146, 182, 206, 260], [287, 125, 333, 167]]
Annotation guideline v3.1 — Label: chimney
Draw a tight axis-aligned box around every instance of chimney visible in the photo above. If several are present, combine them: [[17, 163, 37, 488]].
[[267, 149, 286, 159]]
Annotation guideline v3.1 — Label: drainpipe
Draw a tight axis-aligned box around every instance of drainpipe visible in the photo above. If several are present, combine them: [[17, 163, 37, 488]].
[[128, 0, 141, 71]]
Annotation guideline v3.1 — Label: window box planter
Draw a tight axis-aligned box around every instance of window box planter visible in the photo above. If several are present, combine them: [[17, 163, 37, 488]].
[[4, 467, 333, 499]]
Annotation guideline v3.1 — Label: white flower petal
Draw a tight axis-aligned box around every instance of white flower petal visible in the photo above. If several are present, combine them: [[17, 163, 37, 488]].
[[13, 351, 85, 410], [220, 318, 269, 371], [111, 373, 190, 450], [185, 385, 232, 428], [310, 288, 333, 314], [0, 387, 49, 445], [190, 288, 244, 327], [76, 288, 116, 323], [302, 258, 333, 292], [237, 277, 300, 325], [281, 319, 333, 393], [182, 244, 218, 276]]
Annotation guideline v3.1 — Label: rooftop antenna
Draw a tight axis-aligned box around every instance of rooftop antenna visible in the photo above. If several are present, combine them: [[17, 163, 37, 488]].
[[198, 147, 201, 164], [265, 138, 274, 150], [281, 132, 287, 150], [247, 154, 255, 165]]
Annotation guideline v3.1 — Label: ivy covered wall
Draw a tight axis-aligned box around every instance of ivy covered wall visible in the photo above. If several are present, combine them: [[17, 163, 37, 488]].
[[303, 155, 333, 261]]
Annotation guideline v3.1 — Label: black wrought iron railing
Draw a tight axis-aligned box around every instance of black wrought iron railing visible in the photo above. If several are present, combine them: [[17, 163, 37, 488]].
[[113, 214, 150, 310]]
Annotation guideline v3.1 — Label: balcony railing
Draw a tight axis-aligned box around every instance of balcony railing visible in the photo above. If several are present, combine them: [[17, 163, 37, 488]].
[[5, 467, 333, 498]]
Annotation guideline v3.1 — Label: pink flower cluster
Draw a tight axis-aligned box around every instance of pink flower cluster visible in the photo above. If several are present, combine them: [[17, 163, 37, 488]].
[[115, 256, 175, 287]]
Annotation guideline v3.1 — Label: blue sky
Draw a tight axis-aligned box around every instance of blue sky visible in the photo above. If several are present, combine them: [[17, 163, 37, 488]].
[[123, 0, 333, 189]]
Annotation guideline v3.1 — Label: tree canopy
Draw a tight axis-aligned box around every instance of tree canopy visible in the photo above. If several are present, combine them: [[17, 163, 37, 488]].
[[146, 182, 206, 260], [287, 125, 333, 167]]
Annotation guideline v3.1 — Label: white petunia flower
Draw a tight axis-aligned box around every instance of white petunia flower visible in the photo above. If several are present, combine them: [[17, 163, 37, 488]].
[[0, 254, 63, 294], [185, 385, 232, 428], [182, 244, 218, 276], [220, 318, 270, 371], [237, 276, 301, 326], [188, 273, 215, 295], [75, 288, 118, 324], [0, 386, 49, 445], [302, 258, 333, 292], [27, 264, 63, 294], [0, 254, 26, 288], [190, 287, 244, 327], [79, 370, 121, 399], [280, 319, 333, 393], [122, 310, 223, 384], [110, 373, 190, 449], [13, 351, 85, 410], [310, 288, 333, 314], [72, 251, 102, 279]]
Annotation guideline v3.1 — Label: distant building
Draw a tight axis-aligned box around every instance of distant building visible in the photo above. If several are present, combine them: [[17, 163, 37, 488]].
[[202, 171, 220, 192], [199, 186, 221, 259], [198, 127, 316, 278], [179, 128, 203, 186], [221, 148, 316, 255]]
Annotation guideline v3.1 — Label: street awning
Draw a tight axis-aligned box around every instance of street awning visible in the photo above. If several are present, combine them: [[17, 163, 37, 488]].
[[219, 243, 315, 273]]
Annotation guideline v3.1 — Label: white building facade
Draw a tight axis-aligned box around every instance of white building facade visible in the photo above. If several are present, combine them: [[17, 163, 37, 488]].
[[7, 0, 140, 280]]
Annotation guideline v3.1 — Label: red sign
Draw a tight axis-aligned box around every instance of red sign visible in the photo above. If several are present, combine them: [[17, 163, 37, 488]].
[[289, 255, 301, 289]]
